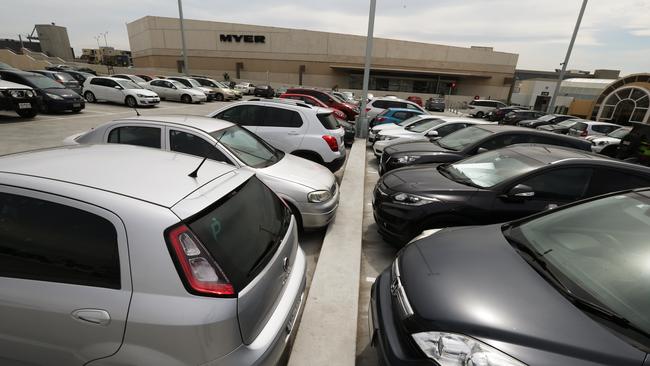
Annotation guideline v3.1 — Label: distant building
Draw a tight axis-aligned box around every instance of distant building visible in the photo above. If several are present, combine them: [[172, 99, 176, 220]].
[[34, 23, 74, 60], [81, 47, 132, 66], [590, 73, 650, 124]]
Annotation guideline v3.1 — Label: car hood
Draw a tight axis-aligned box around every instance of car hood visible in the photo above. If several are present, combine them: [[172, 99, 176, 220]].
[[1, 80, 34, 90], [587, 136, 619, 144], [257, 153, 335, 191], [380, 129, 422, 138], [400, 225, 647, 366], [371, 123, 402, 133], [384, 141, 455, 156], [381, 164, 477, 196]]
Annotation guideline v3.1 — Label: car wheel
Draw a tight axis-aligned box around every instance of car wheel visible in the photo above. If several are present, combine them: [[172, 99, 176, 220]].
[[181, 94, 192, 104], [475, 111, 484, 118], [84, 91, 96, 103], [125, 96, 137, 108], [16, 109, 37, 118], [215, 93, 224, 101]]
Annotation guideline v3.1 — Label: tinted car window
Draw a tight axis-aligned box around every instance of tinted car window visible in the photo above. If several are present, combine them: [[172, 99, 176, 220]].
[[479, 134, 529, 150], [372, 100, 388, 109], [387, 101, 407, 109], [586, 168, 650, 197], [107, 126, 161, 148], [169, 130, 229, 163], [393, 111, 409, 120], [264, 107, 303, 127], [317, 113, 340, 130], [593, 125, 617, 134], [188, 177, 290, 291], [519, 168, 592, 200], [0, 192, 120, 289], [405, 104, 419, 110], [217, 105, 265, 126], [150, 80, 164, 87], [436, 123, 466, 136], [90, 78, 107, 86]]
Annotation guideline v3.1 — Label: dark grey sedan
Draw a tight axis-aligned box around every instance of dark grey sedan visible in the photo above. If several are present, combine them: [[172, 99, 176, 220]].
[[370, 188, 650, 366]]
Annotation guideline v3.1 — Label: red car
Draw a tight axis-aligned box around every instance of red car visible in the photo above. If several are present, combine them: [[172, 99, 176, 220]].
[[286, 88, 359, 121], [280, 93, 347, 121], [407, 96, 423, 107]]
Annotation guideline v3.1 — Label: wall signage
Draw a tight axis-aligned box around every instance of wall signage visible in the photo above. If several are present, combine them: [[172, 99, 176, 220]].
[[219, 34, 266, 43]]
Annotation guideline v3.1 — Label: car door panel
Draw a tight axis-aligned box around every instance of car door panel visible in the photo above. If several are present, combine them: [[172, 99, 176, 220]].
[[0, 187, 131, 366], [166, 127, 237, 166], [104, 79, 124, 104], [256, 106, 306, 152]]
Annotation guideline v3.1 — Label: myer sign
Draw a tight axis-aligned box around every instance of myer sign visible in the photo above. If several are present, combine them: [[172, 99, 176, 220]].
[[219, 34, 266, 43]]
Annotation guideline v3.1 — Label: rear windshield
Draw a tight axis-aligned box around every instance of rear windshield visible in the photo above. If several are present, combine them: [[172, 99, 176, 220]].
[[317, 113, 340, 130], [188, 177, 291, 291], [573, 122, 588, 131]]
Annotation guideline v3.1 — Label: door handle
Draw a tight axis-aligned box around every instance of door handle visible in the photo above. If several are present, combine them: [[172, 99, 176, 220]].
[[72, 309, 111, 326], [288, 131, 300, 136]]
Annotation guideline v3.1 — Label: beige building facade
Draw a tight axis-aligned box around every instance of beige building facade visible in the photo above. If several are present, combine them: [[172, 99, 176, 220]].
[[127, 16, 518, 100]]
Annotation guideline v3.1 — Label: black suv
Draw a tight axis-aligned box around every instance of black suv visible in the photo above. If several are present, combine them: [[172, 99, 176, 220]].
[[379, 124, 591, 174], [0, 70, 85, 113], [0, 79, 38, 118]]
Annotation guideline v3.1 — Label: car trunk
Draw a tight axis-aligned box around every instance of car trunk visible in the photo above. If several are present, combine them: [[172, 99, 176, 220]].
[[185, 177, 298, 344]]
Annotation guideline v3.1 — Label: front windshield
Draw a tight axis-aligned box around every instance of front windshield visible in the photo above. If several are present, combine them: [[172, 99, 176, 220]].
[[210, 126, 282, 168], [330, 93, 346, 103], [509, 192, 650, 339], [24, 74, 64, 89], [215, 81, 230, 88], [55, 72, 75, 82], [559, 119, 580, 127], [188, 79, 202, 87], [405, 118, 445, 133], [129, 75, 146, 83], [170, 80, 189, 89], [444, 149, 541, 187], [398, 115, 424, 126], [116, 80, 142, 90], [537, 114, 556, 122], [608, 127, 630, 139], [437, 126, 492, 151]]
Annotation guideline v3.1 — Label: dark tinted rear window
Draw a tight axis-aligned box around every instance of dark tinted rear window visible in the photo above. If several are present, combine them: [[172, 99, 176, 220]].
[[573, 122, 588, 131], [188, 177, 291, 291], [0, 192, 120, 289], [108, 126, 161, 148], [317, 113, 340, 130]]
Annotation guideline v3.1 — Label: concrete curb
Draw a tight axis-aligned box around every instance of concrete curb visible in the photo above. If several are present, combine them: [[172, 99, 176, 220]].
[[288, 139, 367, 366]]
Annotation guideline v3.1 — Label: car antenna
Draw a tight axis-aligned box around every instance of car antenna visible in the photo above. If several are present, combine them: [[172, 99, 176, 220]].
[[188, 130, 226, 178], [133, 106, 140, 116]]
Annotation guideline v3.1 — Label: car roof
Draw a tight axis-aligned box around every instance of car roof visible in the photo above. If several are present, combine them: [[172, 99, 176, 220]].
[[0, 144, 240, 208], [579, 120, 621, 126], [90, 76, 132, 82], [242, 98, 329, 113], [0, 80, 34, 89], [112, 115, 234, 133], [504, 144, 599, 164], [385, 108, 422, 113]]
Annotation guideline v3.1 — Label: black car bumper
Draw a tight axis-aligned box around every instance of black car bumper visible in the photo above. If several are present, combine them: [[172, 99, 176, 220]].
[[372, 186, 424, 245], [43, 98, 85, 112], [370, 270, 432, 366], [0, 97, 38, 112]]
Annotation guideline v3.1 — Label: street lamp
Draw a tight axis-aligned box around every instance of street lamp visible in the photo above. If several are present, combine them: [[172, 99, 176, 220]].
[[355, 0, 377, 139]]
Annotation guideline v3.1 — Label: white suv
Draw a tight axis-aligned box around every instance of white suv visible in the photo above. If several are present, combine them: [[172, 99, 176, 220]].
[[83, 77, 160, 107], [366, 97, 426, 120], [467, 99, 507, 118], [209, 99, 346, 171]]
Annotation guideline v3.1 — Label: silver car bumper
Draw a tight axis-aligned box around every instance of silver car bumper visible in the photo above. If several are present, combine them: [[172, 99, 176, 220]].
[[297, 183, 340, 229]]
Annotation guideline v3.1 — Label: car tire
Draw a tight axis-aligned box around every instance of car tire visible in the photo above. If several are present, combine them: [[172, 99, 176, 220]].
[[215, 93, 224, 101], [125, 96, 137, 108], [475, 111, 484, 118], [181, 94, 192, 104], [16, 109, 37, 118], [84, 91, 96, 103]]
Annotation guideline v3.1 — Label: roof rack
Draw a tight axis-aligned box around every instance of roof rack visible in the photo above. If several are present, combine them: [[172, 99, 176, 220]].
[[247, 98, 313, 109]]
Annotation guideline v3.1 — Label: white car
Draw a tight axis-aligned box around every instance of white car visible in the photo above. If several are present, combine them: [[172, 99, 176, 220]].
[[146, 79, 206, 103], [588, 126, 631, 156], [166, 76, 217, 101], [192, 78, 239, 100], [366, 97, 426, 120], [373, 117, 487, 157], [467, 99, 507, 118], [368, 114, 440, 143], [235, 82, 255, 95], [568, 120, 622, 138], [208, 99, 347, 171], [63, 116, 339, 229], [112, 74, 149, 89], [83, 77, 160, 107]]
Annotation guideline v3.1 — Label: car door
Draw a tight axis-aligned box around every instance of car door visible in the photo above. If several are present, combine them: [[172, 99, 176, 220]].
[[103, 78, 125, 104], [491, 167, 593, 222], [0, 187, 131, 366], [147, 80, 165, 98], [163, 81, 182, 101], [89, 77, 109, 100], [584, 168, 650, 197], [105, 124, 165, 149], [214, 104, 265, 134], [166, 127, 236, 166], [256, 106, 306, 152]]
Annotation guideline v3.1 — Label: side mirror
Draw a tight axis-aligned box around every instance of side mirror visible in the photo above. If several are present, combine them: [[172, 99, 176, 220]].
[[114, 85, 123, 90], [476, 147, 488, 154], [425, 130, 439, 137], [507, 184, 535, 199]]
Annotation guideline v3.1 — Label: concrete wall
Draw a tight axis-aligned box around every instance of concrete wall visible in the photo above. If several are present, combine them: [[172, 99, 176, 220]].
[[35, 24, 74, 61], [0, 49, 50, 70]]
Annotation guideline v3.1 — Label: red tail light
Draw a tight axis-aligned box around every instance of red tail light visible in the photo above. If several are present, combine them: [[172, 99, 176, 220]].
[[365, 107, 371, 112], [580, 130, 588, 137], [322, 135, 339, 152], [376, 117, 386, 122], [167, 225, 235, 297]]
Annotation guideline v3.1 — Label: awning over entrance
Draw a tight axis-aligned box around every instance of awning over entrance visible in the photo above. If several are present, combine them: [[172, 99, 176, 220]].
[[329, 64, 492, 79]]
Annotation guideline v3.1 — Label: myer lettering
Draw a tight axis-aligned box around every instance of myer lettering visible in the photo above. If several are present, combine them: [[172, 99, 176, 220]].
[[220, 34, 266, 43]]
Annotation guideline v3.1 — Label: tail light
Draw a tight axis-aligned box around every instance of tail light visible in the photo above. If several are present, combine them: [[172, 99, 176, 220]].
[[322, 135, 339, 152], [581, 130, 588, 137], [365, 107, 371, 112], [376, 117, 386, 122], [166, 224, 235, 297]]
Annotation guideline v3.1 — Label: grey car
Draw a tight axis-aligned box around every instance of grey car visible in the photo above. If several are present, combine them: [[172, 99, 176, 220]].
[[64, 115, 339, 229], [0, 144, 306, 366]]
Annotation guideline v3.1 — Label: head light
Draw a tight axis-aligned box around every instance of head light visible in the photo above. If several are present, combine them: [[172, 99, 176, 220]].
[[379, 135, 396, 141], [412, 332, 526, 366], [597, 140, 609, 146], [308, 190, 333, 203], [26, 90, 34, 97], [46, 92, 63, 100], [392, 193, 438, 206], [396, 155, 420, 164], [136, 94, 147, 97]]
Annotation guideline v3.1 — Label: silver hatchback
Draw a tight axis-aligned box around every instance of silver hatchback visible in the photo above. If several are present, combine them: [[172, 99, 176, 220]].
[[0, 144, 306, 366]]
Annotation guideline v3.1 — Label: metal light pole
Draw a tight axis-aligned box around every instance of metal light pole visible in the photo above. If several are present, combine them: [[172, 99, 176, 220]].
[[102, 31, 109, 47], [356, 0, 377, 138], [547, 0, 588, 113], [177, 0, 190, 76]]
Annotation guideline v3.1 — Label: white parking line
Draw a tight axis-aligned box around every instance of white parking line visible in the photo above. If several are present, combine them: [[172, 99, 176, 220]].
[[365, 277, 376, 283]]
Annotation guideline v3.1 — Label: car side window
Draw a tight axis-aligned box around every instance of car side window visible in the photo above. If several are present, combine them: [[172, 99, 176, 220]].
[[150, 80, 162, 87], [169, 130, 230, 164], [105, 79, 119, 88], [586, 169, 650, 197], [478, 134, 526, 150], [217, 105, 265, 126], [107, 126, 161, 148], [264, 107, 303, 128], [312, 93, 330, 104], [593, 125, 616, 134], [392, 111, 409, 120], [163, 81, 174, 89], [0, 192, 120, 289], [436, 123, 466, 137], [90, 78, 105, 86], [518, 168, 592, 200], [406, 104, 420, 110]]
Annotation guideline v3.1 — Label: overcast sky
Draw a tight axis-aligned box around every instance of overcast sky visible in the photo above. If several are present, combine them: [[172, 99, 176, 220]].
[[1, 0, 648, 75]]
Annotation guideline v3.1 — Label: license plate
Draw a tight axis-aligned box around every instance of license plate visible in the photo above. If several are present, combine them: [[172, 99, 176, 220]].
[[73, 103, 81, 108], [18, 103, 31, 109]]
